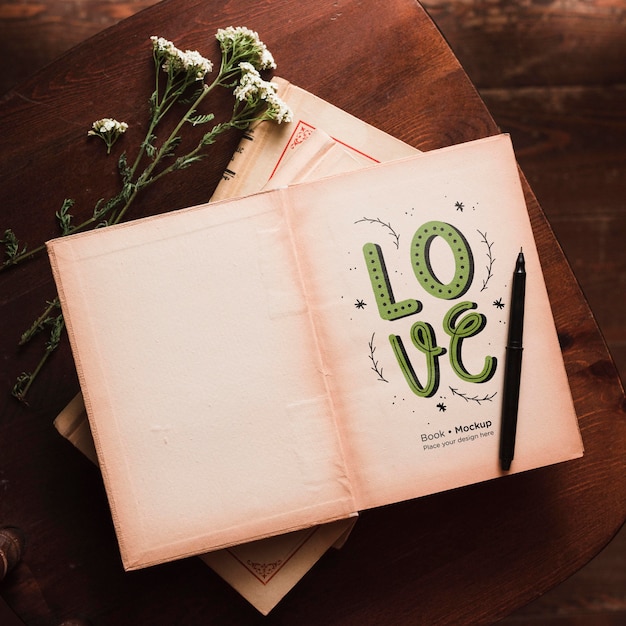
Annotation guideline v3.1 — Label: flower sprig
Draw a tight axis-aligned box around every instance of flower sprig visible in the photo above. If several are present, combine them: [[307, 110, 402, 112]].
[[151, 36, 213, 80], [2, 28, 292, 402], [216, 26, 276, 77], [234, 63, 292, 125], [88, 118, 129, 154]]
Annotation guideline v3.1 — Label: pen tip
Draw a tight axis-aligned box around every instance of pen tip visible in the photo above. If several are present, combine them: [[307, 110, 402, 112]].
[[501, 459, 512, 471]]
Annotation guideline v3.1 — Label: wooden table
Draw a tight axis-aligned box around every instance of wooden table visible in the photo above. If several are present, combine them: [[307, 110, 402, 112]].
[[1, 0, 624, 623]]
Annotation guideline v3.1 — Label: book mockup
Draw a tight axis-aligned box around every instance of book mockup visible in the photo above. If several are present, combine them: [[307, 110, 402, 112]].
[[47, 134, 583, 571]]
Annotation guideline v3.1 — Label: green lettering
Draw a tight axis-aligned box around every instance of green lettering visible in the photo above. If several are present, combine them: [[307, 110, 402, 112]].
[[389, 322, 446, 397], [363, 243, 421, 320], [411, 221, 474, 299], [443, 301, 497, 383]]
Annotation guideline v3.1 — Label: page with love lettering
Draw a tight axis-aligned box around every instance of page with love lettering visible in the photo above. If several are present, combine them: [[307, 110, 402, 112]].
[[283, 133, 583, 509]]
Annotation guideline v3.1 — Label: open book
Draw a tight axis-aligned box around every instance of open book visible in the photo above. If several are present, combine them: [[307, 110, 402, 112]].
[[47, 134, 583, 571]]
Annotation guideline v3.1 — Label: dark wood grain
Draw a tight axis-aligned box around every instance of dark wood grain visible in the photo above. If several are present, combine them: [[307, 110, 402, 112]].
[[0, 0, 625, 624], [0, 0, 158, 96], [422, 0, 626, 89]]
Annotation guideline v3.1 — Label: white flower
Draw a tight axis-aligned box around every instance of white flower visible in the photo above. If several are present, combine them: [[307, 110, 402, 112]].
[[265, 90, 293, 124], [181, 49, 213, 80], [150, 35, 213, 80], [150, 36, 177, 57], [87, 118, 129, 153], [216, 26, 277, 70], [234, 63, 292, 124], [233, 63, 266, 101], [216, 26, 255, 48], [88, 118, 129, 135]]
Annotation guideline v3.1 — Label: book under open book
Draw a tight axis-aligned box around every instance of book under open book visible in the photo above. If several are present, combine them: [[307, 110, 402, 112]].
[[47, 133, 583, 572]]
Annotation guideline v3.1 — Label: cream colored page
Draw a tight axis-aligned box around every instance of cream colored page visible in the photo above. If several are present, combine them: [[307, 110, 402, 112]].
[[285, 135, 583, 511], [211, 77, 419, 201], [261, 129, 367, 191], [48, 193, 356, 570]]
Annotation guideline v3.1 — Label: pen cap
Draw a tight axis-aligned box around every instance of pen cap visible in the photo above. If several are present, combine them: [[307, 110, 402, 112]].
[[507, 252, 526, 346]]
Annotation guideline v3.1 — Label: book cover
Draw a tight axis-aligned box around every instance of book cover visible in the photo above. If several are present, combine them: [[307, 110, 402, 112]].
[[47, 134, 583, 570]]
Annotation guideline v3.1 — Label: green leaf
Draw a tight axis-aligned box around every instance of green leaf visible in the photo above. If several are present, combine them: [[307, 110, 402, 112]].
[[149, 90, 158, 115], [121, 182, 136, 201], [12, 373, 32, 401], [161, 135, 182, 158], [45, 314, 65, 352], [118, 152, 132, 184], [1, 228, 27, 264], [188, 113, 215, 126], [55, 199, 75, 235], [174, 155, 204, 170], [93, 190, 125, 221], [19, 298, 61, 345], [143, 133, 158, 159], [179, 86, 206, 104]]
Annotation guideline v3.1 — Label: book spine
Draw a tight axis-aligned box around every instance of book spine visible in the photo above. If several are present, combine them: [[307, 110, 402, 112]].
[[210, 123, 267, 201], [210, 79, 293, 202]]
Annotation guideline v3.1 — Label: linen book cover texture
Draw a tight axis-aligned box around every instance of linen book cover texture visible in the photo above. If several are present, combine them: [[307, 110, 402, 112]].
[[47, 134, 583, 570]]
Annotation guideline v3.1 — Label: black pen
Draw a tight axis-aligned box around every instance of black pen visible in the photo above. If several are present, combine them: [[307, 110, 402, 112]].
[[499, 250, 526, 471]]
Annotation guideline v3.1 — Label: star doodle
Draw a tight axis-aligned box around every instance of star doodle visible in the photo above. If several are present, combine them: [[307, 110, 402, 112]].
[[354, 299, 367, 309], [455, 201, 464, 211], [437, 402, 447, 412], [493, 298, 505, 310]]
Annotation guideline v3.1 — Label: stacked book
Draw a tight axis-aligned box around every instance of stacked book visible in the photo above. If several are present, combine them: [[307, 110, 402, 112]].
[[50, 79, 583, 614]]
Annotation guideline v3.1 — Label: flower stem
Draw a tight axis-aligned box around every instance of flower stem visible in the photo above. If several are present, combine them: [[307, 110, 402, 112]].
[[12, 314, 65, 403], [6, 30, 292, 402], [19, 297, 61, 345], [112, 83, 213, 224]]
